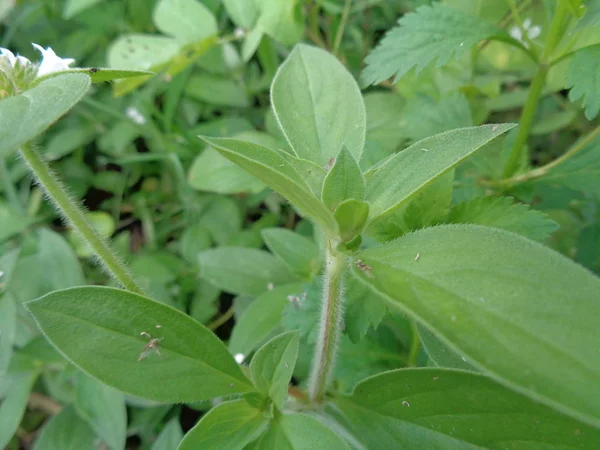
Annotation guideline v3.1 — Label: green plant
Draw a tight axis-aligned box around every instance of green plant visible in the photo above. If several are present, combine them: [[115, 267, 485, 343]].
[[2, 0, 600, 448]]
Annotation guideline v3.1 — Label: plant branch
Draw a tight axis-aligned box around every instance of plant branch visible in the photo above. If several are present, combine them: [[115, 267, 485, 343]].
[[19, 142, 144, 295], [309, 239, 346, 403], [333, 0, 352, 56]]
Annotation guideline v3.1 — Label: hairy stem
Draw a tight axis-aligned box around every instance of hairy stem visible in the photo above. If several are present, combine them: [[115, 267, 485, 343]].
[[309, 240, 346, 403], [502, 2, 569, 178], [19, 142, 143, 295]]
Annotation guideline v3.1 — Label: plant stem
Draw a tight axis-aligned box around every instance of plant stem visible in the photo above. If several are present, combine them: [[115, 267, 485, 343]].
[[333, 0, 352, 56], [19, 142, 144, 295], [502, 2, 569, 178], [309, 240, 346, 403]]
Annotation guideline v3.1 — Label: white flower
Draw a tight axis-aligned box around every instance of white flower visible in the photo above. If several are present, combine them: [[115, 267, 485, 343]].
[[0, 47, 30, 68], [234, 353, 245, 364], [509, 18, 541, 47], [125, 106, 146, 125], [32, 43, 75, 77]]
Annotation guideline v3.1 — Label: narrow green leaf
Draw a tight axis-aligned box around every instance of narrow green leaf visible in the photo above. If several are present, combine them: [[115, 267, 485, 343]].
[[33, 407, 98, 450], [250, 331, 299, 408], [566, 44, 600, 119], [150, 418, 183, 450], [0, 295, 16, 373], [251, 413, 349, 450], [75, 373, 127, 450], [333, 368, 600, 449], [229, 284, 304, 356], [334, 199, 370, 244], [198, 247, 297, 296], [153, 0, 217, 44], [177, 399, 269, 450], [0, 73, 90, 156], [446, 196, 558, 241], [26, 286, 254, 403], [198, 136, 338, 234], [362, 4, 502, 85], [35, 68, 153, 84], [352, 224, 600, 427], [0, 370, 38, 449], [366, 124, 515, 220], [271, 44, 366, 165], [261, 228, 320, 280], [321, 147, 365, 211]]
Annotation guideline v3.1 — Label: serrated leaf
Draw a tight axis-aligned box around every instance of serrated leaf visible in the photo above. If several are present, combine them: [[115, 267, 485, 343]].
[[33, 407, 98, 450], [250, 413, 349, 450], [198, 247, 296, 296], [366, 124, 515, 221], [0, 73, 90, 157], [351, 224, 600, 427], [321, 147, 365, 211], [333, 368, 600, 449], [198, 136, 338, 234], [261, 229, 320, 280], [26, 286, 254, 403], [362, 4, 502, 85], [566, 44, 600, 120], [250, 331, 299, 407], [446, 196, 558, 241], [229, 284, 304, 356], [271, 44, 366, 165], [177, 399, 269, 450]]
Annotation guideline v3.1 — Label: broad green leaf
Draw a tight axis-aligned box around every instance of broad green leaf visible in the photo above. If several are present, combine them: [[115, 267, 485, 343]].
[[0, 247, 20, 293], [365, 124, 515, 221], [33, 407, 98, 450], [185, 74, 249, 107], [261, 228, 320, 280], [362, 4, 503, 85], [153, 0, 217, 44], [534, 135, 600, 198], [576, 223, 600, 273], [0, 73, 90, 156], [229, 284, 304, 356], [368, 171, 453, 242], [26, 286, 254, 402], [62, 0, 102, 18], [177, 399, 269, 450], [363, 92, 406, 155], [575, 0, 600, 31], [446, 197, 558, 241], [344, 275, 387, 344], [251, 413, 349, 450], [0, 295, 17, 373], [333, 368, 600, 449], [271, 44, 366, 165], [256, 0, 303, 46], [222, 0, 258, 28], [0, 203, 29, 242], [75, 373, 127, 450], [419, 326, 474, 371], [321, 147, 365, 211], [151, 418, 183, 450], [0, 369, 38, 449], [179, 224, 212, 264], [198, 136, 338, 234], [196, 195, 243, 246], [566, 44, 600, 119], [198, 247, 296, 296], [250, 331, 299, 408], [352, 224, 600, 427], [334, 199, 370, 244]]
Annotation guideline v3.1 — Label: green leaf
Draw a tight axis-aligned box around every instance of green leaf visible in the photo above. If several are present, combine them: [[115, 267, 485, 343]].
[[26, 286, 254, 403], [62, 0, 103, 18], [75, 373, 127, 450], [222, 0, 258, 28], [198, 136, 338, 234], [446, 197, 558, 241], [575, 0, 600, 31], [271, 44, 366, 165], [366, 124, 515, 221], [321, 147, 365, 211], [334, 199, 370, 244], [251, 413, 349, 450], [185, 74, 249, 107], [0, 369, 38, 449], [249, 331, 299, 408], [153, 0, 217, 44], [229, 284, 304, 356], [419, 326, 474, 371], [362, 4, 503, 85], [566, 44, 600, 120], [198, 247, 296, 296], [150, 418, 183, 450], [261, 228, 320, 280], [256, 0, 303, 46], [178, 399, 269, 450], [0, 295, 16, 372], [0, 73, 90, 157], [33, 407, 98, 450], [351, 224, 600, 427], [344, 275, 387, 344], [0, 203, 29, 242], [36, 68, 153, 84], [333, 368, 600, 449]]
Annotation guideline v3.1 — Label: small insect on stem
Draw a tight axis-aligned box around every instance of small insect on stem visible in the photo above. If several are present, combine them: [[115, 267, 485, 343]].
[[355, 259, 374, 278], [138, 331, 164, 362]]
